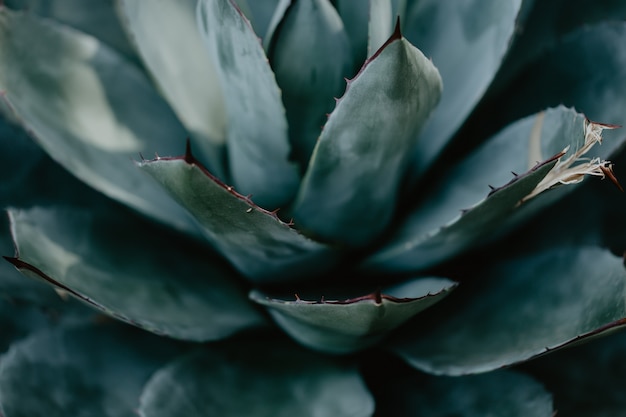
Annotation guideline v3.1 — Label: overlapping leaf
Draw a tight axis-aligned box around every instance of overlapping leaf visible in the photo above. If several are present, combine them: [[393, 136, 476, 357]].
[[391, 246, 626, 375], [292, 25, 442, 246], [6, 205, 265, 341], [250, 277, 456, 353]]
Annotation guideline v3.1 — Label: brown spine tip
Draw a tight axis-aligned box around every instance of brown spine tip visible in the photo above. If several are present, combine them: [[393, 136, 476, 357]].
[[600, 164, 624, 192], [392, 16, 402, 41], [184, 138, 194, 164]]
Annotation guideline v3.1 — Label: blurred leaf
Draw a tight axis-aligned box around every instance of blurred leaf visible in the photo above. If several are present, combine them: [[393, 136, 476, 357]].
[[250, 277, 456, 353], [374, 369, 553, 416], [4, 0, 139, 64], [139, 154, 337, 283], [138, 337, 375, 417], [0, 9, 202, 237], [7, 205, 265, 341], [404, 0, 523, 180], [391, 247, 626, 375], [117, 0, 228, 178], [237, 0, 280, 39], [196, 0, 300, 209], [366, 106, 614, 272], [292, 28, 442, 246], [0, 324, 183, 417], [367, 0, 394, 57], [268, 0, 353, 167]]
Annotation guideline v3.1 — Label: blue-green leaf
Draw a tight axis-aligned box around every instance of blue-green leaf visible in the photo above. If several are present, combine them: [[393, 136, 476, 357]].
[[0, 324, 182, 417], [404, 0, 523, 180], [6, 205, 265, 341], [138, 338, 375, 417], [0, 9, 200, 237], [196, 0, 300, 209], [292, 26, 442, 246], [117, 0, 228, 178], [366, 106, 617, 273], [250, 277, 456, 353], [391, 247, 626, 375], [268, 0, 353, 167], [138, 153, 337, 283]]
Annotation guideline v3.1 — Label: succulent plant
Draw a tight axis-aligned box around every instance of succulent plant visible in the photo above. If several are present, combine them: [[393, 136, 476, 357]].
[[2, 0, 626, 415]]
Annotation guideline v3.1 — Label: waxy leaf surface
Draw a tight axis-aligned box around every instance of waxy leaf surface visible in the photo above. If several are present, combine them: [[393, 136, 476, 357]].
[[405, 0, 523, 179], [0, 9, 200, 236], [139, 338, 375, 417], [292, 29, 442, 246], [117, 0, 228, 177], [392, 247, 626, 375], [196, 0, 300, 209], [366, 106, 606, 273], [250, 277, 456, 353], [7, 206, 265, 341], [139, 156, 337, 283]]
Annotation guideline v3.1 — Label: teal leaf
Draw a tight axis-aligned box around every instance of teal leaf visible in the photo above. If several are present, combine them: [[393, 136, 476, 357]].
[[292, 26, 442, 246], [196, 0, 300, 209], [250, 277, 456, 353], [525, 329, 626, 417], [404, 0, 523, 180], [374, 368, 553, 416], [0, 324, 182, 417], [4, 0, 139, 64], [138, 152, 337, 283], [365, 106, 616, 273], [0, 9, 201, 237], [6, 205, 265, 341], [367, 0, 394, 57], [138, 338, 375, 417], [236, 0, 279, 39], [117, 0, 228, 178], [268, 0, 353, 167], [391, 247, 626, 375]]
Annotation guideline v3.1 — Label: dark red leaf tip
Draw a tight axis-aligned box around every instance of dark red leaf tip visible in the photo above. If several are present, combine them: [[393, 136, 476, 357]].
[[184, 138, 194, 164]]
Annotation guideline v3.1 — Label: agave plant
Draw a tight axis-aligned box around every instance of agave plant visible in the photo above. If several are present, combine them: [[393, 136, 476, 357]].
[[2, 0, 626, 415]]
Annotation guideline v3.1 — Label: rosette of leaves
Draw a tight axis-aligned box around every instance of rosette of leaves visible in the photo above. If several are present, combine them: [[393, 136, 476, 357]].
[[2, 0, 626, 415]]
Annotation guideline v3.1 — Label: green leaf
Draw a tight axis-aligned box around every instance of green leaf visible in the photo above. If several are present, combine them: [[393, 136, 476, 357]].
[[138, 337, 375, 417], [367, 0, 394, 57], [0, 9, 201, 237], [6, 205, 265, 341], [404, 0, 523, 180], [117, 0, 228, 178], [4, 0, 139, 64], [0, 324, 182, 417], [373, 369, 553, 416], [292, 26, 442, 246], [196, 0, 300, 209], [365, 106, 607, 273], [250, 277, 456, 353], [138, 154, 337, 283], [391, 247, 626, 375], [237, 0, 280, 40], [524, 330, 626, 417], [268, 0, 353, 167]]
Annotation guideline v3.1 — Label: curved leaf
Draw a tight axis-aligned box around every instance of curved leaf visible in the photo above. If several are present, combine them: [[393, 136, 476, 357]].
[[196, 0, 300, 209], [6, 205, 265, 341], [391, 247, 626, 375], [250, 277, 456, 353], [525, 330, 626, 417], [0, 9, 201, 237], [117, 0, 228, 178], [268, 0, 353, 167], [138, 338, 375, 417], [0, 324, 182, 417], [138, 152, 337, 283], [367, 0, 394, 57], [366, 106, 616, 273], [374, 369, 553, 416], [404, 0, 523, 180], [292, 26, 442, 246]]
